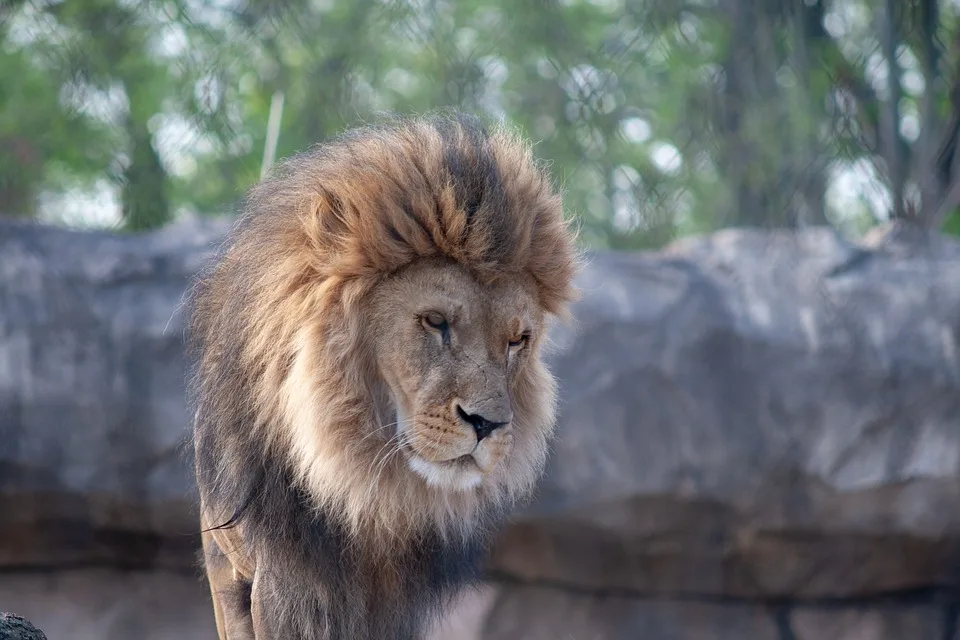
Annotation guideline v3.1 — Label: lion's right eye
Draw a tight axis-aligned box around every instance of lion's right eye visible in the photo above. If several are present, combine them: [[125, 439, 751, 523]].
[[420, 312, 449, 335]]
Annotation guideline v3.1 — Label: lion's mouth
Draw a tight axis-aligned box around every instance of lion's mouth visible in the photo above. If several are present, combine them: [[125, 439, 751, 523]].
[[400, 439, 484, 491], [439, 453, 479, 470], [401, 441, 477, 468]]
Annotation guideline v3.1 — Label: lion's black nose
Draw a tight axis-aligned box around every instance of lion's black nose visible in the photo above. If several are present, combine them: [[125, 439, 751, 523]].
[[456, 405, 510, 441]]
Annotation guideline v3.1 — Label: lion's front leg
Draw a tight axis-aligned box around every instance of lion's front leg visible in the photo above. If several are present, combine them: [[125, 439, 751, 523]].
[[247, 568, 339, 640], [202, 527, 257, 640]]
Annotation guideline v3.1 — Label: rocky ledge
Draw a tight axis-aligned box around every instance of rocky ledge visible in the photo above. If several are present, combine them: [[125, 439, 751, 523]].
[[2, 218, 959, 638]]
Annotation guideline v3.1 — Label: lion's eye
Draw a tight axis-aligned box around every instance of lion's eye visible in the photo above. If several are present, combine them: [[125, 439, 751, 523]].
[[508, 334, 530, 351], [421, 312, 449, 334]]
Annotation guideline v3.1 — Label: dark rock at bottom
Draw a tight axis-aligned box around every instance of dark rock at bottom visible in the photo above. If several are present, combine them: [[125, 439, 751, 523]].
[[0, 613, 47, 640]]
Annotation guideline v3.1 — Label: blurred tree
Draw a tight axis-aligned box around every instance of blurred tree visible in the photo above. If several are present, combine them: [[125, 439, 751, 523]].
[[44, 0, 176, 230], [3, 0, 960, 243], [0, 10, 112, 219]]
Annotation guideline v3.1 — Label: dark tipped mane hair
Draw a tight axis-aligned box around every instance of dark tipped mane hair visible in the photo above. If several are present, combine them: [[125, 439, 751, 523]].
[[186, 111, 579, 638]]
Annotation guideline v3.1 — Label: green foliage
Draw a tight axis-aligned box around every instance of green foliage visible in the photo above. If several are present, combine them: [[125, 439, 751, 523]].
[[944, 210, 960, 236], [0, 37, 112, 217], [3, 0, 960, 244]]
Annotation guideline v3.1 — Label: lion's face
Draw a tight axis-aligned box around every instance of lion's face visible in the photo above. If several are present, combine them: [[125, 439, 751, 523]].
[[367, 258, 551, 494]]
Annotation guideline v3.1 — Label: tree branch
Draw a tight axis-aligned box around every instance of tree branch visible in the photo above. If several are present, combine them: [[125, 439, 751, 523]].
[[920, 22, 960, 228], [913, 0, 943, 222], [805, 7, 881, 153], [881, 0, 906, 220]]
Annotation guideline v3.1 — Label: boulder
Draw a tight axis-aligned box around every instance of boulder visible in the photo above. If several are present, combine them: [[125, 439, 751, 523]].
[[431, 583, 946, 640], [493, 224, 960, 600], [2, 218, 960, 638], [0, 218, 231, 570], [0, 570, 214, 640], [0, 613, 47, 640]]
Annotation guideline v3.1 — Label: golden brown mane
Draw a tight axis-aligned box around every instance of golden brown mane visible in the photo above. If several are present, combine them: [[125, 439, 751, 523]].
[[188, 111, 580, 638]]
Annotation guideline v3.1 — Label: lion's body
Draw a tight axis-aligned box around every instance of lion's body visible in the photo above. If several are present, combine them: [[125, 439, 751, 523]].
[[198, 478, 487, 638], [188, 112, 579, 639]]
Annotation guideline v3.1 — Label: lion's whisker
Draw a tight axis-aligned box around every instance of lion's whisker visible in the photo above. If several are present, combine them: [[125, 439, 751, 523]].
[[358, 420, 400, 445], [361, 430, 409, 520]]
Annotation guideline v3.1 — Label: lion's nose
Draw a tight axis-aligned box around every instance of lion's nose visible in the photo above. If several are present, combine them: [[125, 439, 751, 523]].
[[456, 405, 511, 441]]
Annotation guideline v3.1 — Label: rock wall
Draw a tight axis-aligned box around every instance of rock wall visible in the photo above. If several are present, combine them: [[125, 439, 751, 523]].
[[2, 218, 959, 638]]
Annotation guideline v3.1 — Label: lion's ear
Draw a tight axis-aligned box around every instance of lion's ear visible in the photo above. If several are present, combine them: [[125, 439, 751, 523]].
[[303, 190, 349, 248], [305, 182, 445, 280], [526, 203, 582, 319], [299, 190, 360, 279]]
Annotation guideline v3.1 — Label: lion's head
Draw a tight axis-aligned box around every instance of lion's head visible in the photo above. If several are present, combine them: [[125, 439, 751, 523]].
[[369, 256, 552, 494], [190, 112, 580, 546]]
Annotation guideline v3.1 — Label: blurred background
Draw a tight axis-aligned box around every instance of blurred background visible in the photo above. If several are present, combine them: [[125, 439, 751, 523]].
[[5, 0, 960, 241], [2, 0, 960, 639]]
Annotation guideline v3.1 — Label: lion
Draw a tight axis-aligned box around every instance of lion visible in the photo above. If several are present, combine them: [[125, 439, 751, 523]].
[[186, 111, 580, 639]]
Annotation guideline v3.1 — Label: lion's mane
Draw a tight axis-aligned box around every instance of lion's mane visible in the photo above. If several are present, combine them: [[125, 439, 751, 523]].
[[187, 112, 579, 638]]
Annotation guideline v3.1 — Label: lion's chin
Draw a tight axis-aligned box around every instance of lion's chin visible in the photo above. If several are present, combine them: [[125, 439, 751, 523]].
[[394, 406, 485, 492], [405, 450, 484, 492]]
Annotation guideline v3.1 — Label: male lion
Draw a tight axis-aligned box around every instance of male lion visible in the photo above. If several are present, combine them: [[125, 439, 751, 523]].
[[187, 112, 580, 639]]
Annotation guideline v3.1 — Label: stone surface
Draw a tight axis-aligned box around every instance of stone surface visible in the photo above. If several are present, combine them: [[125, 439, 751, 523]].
[[0, 569, 483, 640], [790, 606, 944, 640], [0, 218, 232, 569], [440, 584, 949, 640], [0, 570, 215, 640], [0, 612, 48, 640], [3, 218, 960, 636], [493, 223, 960, 599], [480, 584, 781, 639], [0, 571, 950, 640]]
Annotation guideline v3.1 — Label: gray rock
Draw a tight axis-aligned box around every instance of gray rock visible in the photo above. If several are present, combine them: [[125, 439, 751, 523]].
[[494, 224, 960, 598], [2, 218, 959, 606], [481, 584, 782, 640], [0, 570, 215, 640], [790, 606, 943, 640], [0, 613, 47, 640], [438, 583, 945, 640], [0, 217, 231, 569]]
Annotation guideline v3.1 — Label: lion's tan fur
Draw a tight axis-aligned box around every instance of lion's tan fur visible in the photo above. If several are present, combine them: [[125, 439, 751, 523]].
[[189, 112, 580, 638]]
